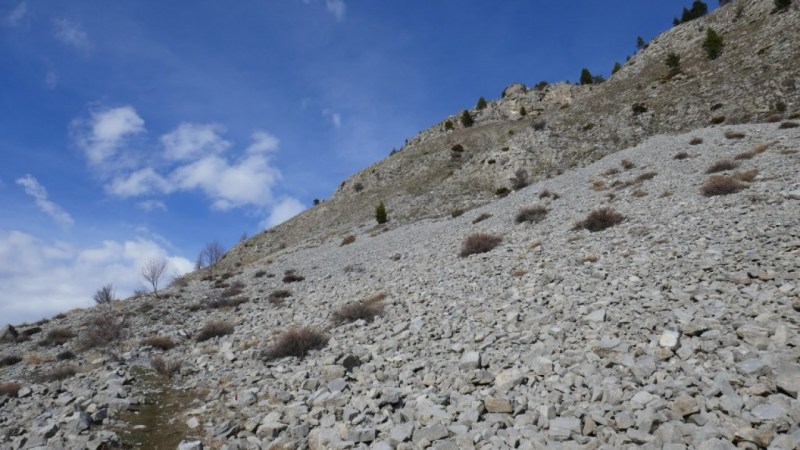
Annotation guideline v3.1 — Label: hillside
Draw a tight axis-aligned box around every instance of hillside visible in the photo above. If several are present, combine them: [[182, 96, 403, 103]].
[[2, 1, 800, 449]]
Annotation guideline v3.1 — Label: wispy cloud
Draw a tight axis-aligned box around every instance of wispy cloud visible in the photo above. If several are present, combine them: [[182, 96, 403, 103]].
[[323, 109, 342, 128], [15, 174, 74, 229], [260, 197, 306, 229], [71, 105, 145, 166], [6, 2, 26, 27], [53, 18, 93, 53], [138, 200, 167, 212], [44, 71, 58, 90], [161, 123, 231, 161], [108, 168, 171, 198], [325, 0, 346, 21], [0, 228, 192, 326]]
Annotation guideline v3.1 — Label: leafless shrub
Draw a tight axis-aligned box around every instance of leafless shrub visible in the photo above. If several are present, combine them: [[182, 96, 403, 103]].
[[196, 320, 234, 342], [221, 281, 245, 298], [142, 336, 176, 351], [332, 293, 387, 325], [282, 270, 305, 283], [38, 366, 77, 383], [701, 175, 746, 196], [253, 270, 267, 278], [734, 151, 755, 160], [472, 213, 492, 224], [620, 159, 635, 170], [268, 289, 292, 306], [0, 355, 22, 367], [390, 254, 401, 261], [632, 189, 648, 197], [262, 327, 329, 360], [204, 292, 248, 309], [198, 240, 225, 275], [0, 383, 22, 397], [510, 169, 530, 190], [778, 121, 799, 129], [141, 257, 168, 298], [340, 235, 356, 246], [591, 180, 606, 191], [150, 356, 182, 378], [582, 255, 599, 263], [451, 208, 465, 218], [603, 167, 620, 176], [661, 190, 673, 197], [674, 151, 690, 160], [515, 206, 548, 224], [780, 148, 798, 155], [78, 309, 128, 351], [724, 130, 746, 139], [42, 327, 74, 346], [734, 169, 759, 182], [576, 208, 624, 232], [93, 284, 116, 305], [511, 269, 528, 277], [689, 137, 704, 145], [56, 351, 75, 361], [460, 233, 503, 257], [765, 113, 783, 123], [752, 143, 772, 154], [24, 353, 53, 365], [706, 159, 739, 173], [636, 171, 657, 182], [21, 326, 42, 337], [532, 120, 546, 131]]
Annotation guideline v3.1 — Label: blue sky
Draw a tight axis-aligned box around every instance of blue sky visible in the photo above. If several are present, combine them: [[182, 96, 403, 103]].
[[0, 1, 716, 325]]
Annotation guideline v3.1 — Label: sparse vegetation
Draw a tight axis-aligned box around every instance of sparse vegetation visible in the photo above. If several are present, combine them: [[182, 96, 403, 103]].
[[460, 233, 503, 257], [632, 104, 648, 115], [142, 336, 176, 351], [282, 270, 305, 283], [779, 121, 799, 129], [706, 159, 739, 173], [476, 97, 488, 110], [576, 208, 624, 232], [703, 28, 724, 60], [254, 270, 267, 278], [472, 213, 492, 224], [515, 206, 548, 224], [0, 383, 22, 397], [150, 356, 182, 378], [533, 120, 546, 131], [268, 289, 292, 306], [195, 320, 234, 342], [636, 171, 657, 182], [773, 0, 792, 13], [375, 202, 388, 224], [734, 151, 755, 160], [734, 169, 759, 182], [580, 68, 594, 85], [539, 189, 560, 199], [451, 144, 464, 153], [451, 208, 465, 218], [93, 284, 116, 305], [519, 106, 527, 116], [603, 167, 620, 176], [141, 257, 168, 298], [78, 309, 128, 351], [689, 137, 704, 145], [38, 366, 77, 383], [665, 52, 682, 77], [632, 189, 648, 198], [444, 120, 454, 131], [353, 182, 364, 192], [674, 151, 690, 160], [510, 169, 529, 190], [711, 116, 726, 125], [495, 187, 510, 197], [724, 130, 746, 139], [42, 327, 74, 346], [0, 355, 22, 367], [620, 159, 635, 170], [701, 175, 746, 196], [340, 235, 356, 246], [263, 327, 329, 360], [460, 110, 474, 128], [332, 293, 387, 325], [57, 350, 75, 361]]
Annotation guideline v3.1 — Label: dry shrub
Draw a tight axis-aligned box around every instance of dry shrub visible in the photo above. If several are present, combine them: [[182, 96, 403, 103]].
[[196, 320, 234, 342], [262, 327, 329, 360], [734, 169, 759, 182], [471, 213, 492, 224], [42, 327, 74, 346], [268, 289, 292, 306], [282, 270, 305, 283], [24, 353, 53, 365], [582, 255, 599, 263], [752, 143, 772, 154], [510, 169, 530, 190], [206, 293, 249, 310], [460, 233, 503, 257], [451, 208, 465, 218], [576, 208, 624, 232], [778, 121, 799, 129], [340, 235, 356, 246], [150, 356, 182, 378], [632, 189, 648, 198], [701, 175, 746, 196], [538, 189, 551, 199], [661, 190, 674, 198], [620, 159, 635, 170], [56, 351, 75, 361], [332, 293, 387, 325], [0, 355, 22, 367], [38, 366, 77, 383], [706, 159, 739, 173], [674, 151, 690, 160], [734, 151, 755, 160], [142, 336, 176, 351], [765, 113, 783, 123], [515, 206, 548, 224], [780, 148, 798, 155], [636, 171, 657, 182], [603, 167, 620, 176], [689, 137, 704, 145], [724, 130, 746, 139], [253, 270, 267, 278], [78, 309, 128, 351], [0, 383, 22, 397], [591, 180, 606, 191], [511, 269, 528, 277], [221, 281, 245, 298]]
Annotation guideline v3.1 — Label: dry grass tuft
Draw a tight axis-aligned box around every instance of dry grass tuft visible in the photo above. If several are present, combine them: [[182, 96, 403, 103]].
[[538, 189, 560, 199], [689, 137, 704, 145], [332, 293, 387, 325], [471, 213, 492, 224], [780, 148, 798, 155], [752, 143, 772, 154], [636, 171, 657, 182], [195, 320, 234, 342], [674, 151, 690, 160], [724, 130, 746, 139], [268, 289, 292, 306], [150, 356, 182, 378], [701, 175, 747, 196], [0, 355, 22, 367], [734, 169, 759, 182], [778, 121, 799, 129], [591, 180, 606, 191], [42, 327, 74, 346], [734, 151, 755, 160], [0, 383, 22, 397], [24, 353, 53, 365], [459, 233, 503, 257], [282, 270, 305, 283], [576, 208, 624, 232], [263, 327, 329, 360], [602, 167, 620, 176], [632, 189, 648, 198], [56, 351, 75, 361], [340, 235, 356, 246], [706, 159, 739, 174], [661, 190, 673, 198], [450, 208, 465, 218], [511, 269, 528, 277], [142, 336, 176, 351], [581, 255, 599, 263], [515, 206, 548, 224], [528, 240, 542, 250], [253, 270, 267, 278], [620, 159, 635, 170], [765, 113, 783, 123], [78, 310, 128, 350], [38, 366, 77, 383]]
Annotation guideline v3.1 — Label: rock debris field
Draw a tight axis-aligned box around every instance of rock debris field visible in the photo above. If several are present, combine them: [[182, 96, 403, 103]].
[[1, 122, 800, 449]]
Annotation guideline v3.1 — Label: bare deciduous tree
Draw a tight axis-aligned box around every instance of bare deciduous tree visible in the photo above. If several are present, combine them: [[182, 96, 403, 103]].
[[93, 284, 115, 305], [141, 257, 168, 298], [199, 240, 225, 275]]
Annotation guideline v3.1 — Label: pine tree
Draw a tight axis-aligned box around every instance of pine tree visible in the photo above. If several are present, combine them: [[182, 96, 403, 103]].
[[476, 97, 488, 110], [773, 0, 791, 12], [580, 68, 594, 85], [666, 53, 681, 74], [611, 62, 622, 75], [375, 202, 388, 224], [702, 28, 724, 59], [636, 36, 646, 51], [460, 110, 474, 128]]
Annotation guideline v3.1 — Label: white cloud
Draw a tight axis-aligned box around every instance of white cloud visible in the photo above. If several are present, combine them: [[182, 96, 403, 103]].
[[0, 229, 192, 326], [246, 131, 279, 154], [260, 197, 306, 229], [6, 2, 26, 26], [53, 18, 92, 52], [44, 71, 58, 90], [137, 200, 167, 212], [108, 168, 171, 198], [323, 109, 342, 128], [161, 123, 231, 161], [325, 0, 346, 21], [16, 174, 74, 229], [72, 106, 145, 166]]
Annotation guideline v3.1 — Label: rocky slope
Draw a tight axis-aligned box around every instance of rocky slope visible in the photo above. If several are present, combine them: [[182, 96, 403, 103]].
[[221, 0, 800, 271], [1, 121, 799, 449]]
